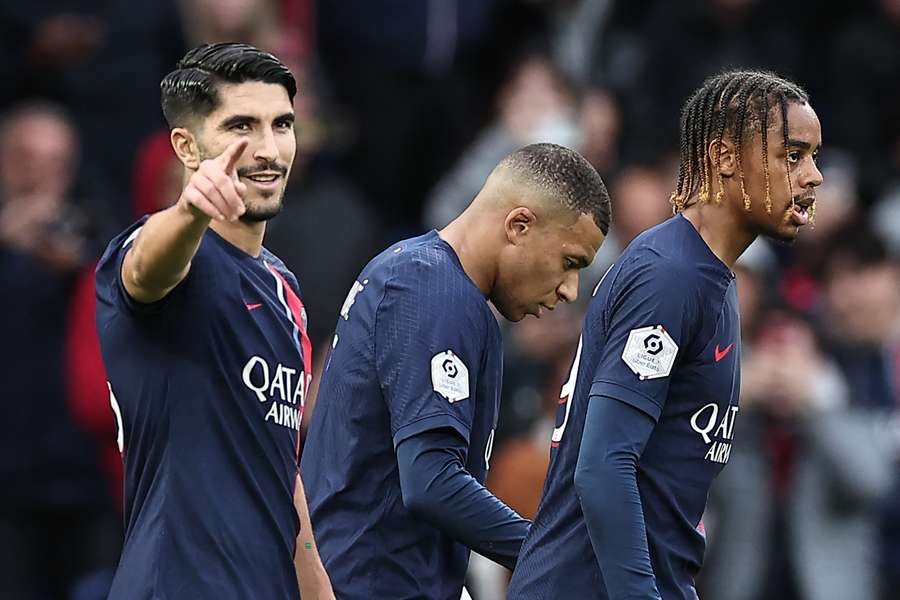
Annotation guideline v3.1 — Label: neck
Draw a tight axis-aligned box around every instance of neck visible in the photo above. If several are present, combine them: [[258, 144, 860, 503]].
[[680, 196, 756, 268], [438, 210, 496, 297], [209, 219, 266, 257]]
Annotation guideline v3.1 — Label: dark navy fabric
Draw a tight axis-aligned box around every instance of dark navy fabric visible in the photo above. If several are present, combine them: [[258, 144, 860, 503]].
[[302, 230, 503, 600], [395, 429, 528, 571], [509, 214, 741, 599], [96, 218, 312, 599]]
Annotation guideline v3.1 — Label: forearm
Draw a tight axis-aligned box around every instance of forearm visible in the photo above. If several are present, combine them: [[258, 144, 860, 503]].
[[397, 431, 530, 570], [122, 203, 209, 302], [292, 474, 333, 599], [575, 396, 661, 600]]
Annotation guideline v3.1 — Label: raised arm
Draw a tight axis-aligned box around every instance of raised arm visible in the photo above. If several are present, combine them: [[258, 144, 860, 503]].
[[121, 138, 247, 303]]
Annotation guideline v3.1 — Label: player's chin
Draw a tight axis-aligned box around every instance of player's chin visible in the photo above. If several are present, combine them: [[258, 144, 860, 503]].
[[239, 196, 284, 223], [493, 303, 527, 322], [760, 216, 802, 245]]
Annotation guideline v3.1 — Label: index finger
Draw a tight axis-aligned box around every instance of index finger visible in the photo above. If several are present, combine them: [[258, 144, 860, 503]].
[[217, 138, 249, 175]]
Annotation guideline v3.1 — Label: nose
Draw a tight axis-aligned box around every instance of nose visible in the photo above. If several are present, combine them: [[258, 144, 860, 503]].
[[801, 161, 824, 189], [253, 126, 279, 163], [557, 271, 579, 304]]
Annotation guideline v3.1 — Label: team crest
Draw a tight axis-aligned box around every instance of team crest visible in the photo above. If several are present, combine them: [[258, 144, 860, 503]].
[[621, 325, 678, 380]]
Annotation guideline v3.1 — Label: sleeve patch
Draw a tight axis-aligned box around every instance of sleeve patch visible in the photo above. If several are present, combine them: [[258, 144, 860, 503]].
[[431, 350, 469, 403], [621, 325, 678, 380]]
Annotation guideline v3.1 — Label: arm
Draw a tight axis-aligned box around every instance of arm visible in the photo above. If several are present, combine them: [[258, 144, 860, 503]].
[[121, 138, 247, 303], [574, 395, 662, 600], [396, 428, 530, 570], [293, 474, 334, 600]]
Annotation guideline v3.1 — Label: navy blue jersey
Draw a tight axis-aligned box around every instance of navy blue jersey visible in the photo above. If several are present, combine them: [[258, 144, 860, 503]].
[[301, 230, 502, 600], [508, 214, 741, 599], [96, 219, 312, 600]]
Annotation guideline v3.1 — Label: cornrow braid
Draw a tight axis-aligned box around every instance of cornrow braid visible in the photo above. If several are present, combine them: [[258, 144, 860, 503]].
[[779, 93, 795, 206], [758, 81, 774, 213], [671, 69, 810, 214], [697, 77, 721, 204], [713, 75, 746, 205], [731, 74, 764, 211]]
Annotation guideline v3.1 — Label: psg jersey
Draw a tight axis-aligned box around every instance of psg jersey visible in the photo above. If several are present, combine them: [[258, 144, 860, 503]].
[[302, 230, 502, 600], [508, 213, 741, 599], [96, 218, 312, 599]]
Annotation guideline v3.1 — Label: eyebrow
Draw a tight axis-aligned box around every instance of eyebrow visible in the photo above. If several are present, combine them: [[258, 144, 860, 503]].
[[219, 115, 258, 130], [219, 112, 295, 130], [787, 139, 821, 152]]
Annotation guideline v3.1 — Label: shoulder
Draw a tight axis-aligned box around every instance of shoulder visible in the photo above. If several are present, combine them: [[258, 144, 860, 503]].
[[375, 234, 490, 329], [613, 244, 702, 302]]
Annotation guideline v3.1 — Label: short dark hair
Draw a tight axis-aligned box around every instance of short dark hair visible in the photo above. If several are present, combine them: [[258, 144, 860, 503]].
[[671, 69, 809, 215], [160, 42, 297, 128], [502, 143, 612, 235]]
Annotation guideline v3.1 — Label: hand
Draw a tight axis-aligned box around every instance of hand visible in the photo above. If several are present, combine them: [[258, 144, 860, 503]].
[[0, 194, 59, 252], [740, 350, 781, 410], [758, 321, 827, 418], [177, 139, 249, 222]]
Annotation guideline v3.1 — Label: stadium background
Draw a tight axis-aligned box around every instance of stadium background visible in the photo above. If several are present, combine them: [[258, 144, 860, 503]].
[[2, 0, 899, 598]]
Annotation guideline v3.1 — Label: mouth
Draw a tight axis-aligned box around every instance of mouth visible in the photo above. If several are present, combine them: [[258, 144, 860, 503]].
[[242, 172, 284, 190], [533, 303, 555, 318], [789, 196, 815, 227]]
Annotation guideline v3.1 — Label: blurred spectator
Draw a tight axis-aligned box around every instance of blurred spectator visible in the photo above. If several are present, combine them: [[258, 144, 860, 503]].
[[827, 0, 900, 203], [0, 102, 120, 599], [577, 87, 621, 177], [317, 0, 509, 231], [703, 225, 900, 600], [778, 154, 861, 313], [547, 0, 614, 86], [615, 0, 804, 167], [702, 309, 896, 600], [264, 62, 378, 353], [0, 0, 187, 226], [131, 129, 182, 218], [589, 166, 673, 284], [424, 52, 582, 229], [180, 0, 281, 51]]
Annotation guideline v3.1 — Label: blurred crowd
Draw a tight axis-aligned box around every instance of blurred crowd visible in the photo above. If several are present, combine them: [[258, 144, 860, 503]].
[[1, 0, 899, 599]]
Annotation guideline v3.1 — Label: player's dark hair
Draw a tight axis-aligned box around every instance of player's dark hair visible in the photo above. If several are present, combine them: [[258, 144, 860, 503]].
[[160, 42, 296, 128], [671, 69, 809, 216], [503, 143, 612, 235]]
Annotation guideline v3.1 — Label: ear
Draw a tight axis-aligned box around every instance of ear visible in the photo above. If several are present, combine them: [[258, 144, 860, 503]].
[[170, 127, 200, 170], [708, 138, 736, 178], [504, 206, 537, 244]]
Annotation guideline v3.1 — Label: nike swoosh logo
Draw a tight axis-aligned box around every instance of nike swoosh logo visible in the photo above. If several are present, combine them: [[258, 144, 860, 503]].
[[245, 303, 263, 311], [714, 343, 734, 362]]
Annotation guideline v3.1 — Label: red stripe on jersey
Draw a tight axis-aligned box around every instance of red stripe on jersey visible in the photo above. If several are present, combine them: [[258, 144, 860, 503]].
[[267, 267, 313, 469]]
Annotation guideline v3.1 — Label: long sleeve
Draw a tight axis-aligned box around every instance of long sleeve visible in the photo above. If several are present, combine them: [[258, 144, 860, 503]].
[[574, 395, 662, 600], [396, 428, 530, 570]]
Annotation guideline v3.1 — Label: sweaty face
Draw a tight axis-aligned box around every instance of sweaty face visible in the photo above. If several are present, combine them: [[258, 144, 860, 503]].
[[739, 101, 823, 243], [196, 81, 296, 222], [493, 212, 604, 322]]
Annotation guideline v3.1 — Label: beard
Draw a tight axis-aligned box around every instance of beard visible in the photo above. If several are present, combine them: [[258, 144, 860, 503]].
[[239, 194, 284, 222], [195, 143, 290, 223]]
